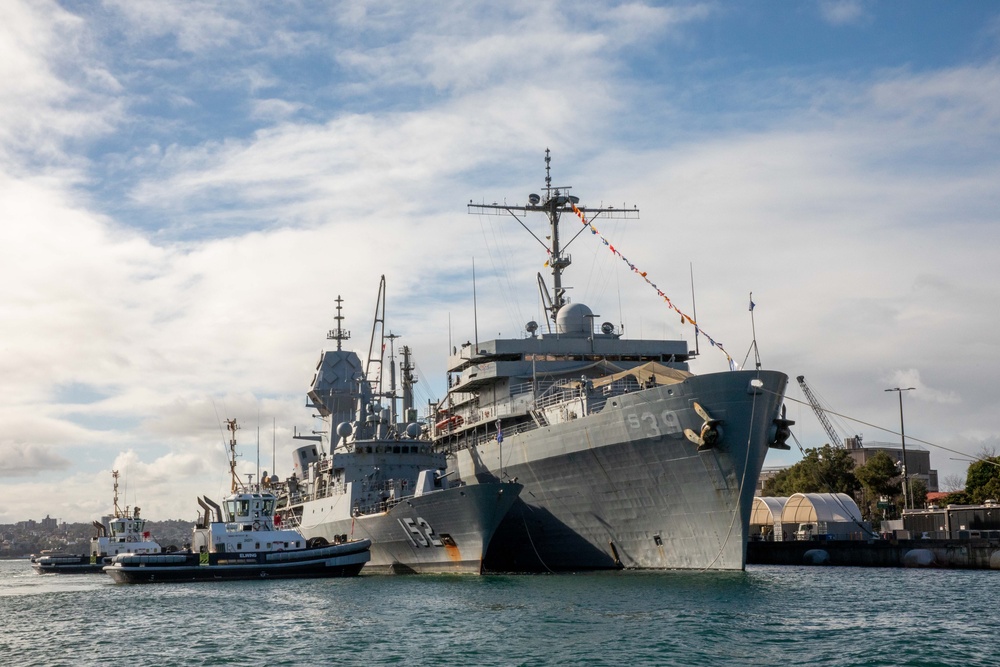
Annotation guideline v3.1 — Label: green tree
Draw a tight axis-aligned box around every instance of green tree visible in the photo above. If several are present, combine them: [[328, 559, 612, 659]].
[[762, 444, 860, 497], [908, 478, 928, 509], [963, 456, 1000, 504], [937, 489, 970, 506], [855, 450, 902, 518]]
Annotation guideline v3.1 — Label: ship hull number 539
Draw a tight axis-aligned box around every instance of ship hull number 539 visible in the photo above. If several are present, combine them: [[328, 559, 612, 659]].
[[625, 410, 682, 439]]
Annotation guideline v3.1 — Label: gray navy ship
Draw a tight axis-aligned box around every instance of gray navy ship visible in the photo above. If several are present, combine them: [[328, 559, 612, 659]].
[[431, 151, 794, 571], [273, 277, 522, 574]]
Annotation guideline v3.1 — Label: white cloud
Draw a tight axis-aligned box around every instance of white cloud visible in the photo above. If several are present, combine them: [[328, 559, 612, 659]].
[[103, 0, 250, 53], [883, 370, 961, 406], [0, 442, 71, 478], [0, 0, 120, 166], [817, 0, 869, 27]]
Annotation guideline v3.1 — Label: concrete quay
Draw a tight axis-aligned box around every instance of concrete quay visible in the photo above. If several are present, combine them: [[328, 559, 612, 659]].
[[747, 538, 1000, 569]]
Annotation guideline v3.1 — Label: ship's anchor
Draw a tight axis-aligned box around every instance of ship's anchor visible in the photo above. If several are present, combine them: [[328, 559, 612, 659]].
[[684, 402, 723, 451], [768, 405, 794, 450]]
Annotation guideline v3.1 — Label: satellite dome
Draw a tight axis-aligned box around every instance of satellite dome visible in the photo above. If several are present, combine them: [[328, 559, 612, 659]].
[[555, 302, 593, 336]]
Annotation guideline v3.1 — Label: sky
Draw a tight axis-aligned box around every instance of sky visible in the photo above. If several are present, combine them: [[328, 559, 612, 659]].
[[2, 0, 999, 524]]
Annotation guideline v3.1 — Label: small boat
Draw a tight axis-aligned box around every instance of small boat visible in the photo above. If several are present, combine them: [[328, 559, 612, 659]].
[[31, 471, 162, 574], [104, 419, 371, 583]]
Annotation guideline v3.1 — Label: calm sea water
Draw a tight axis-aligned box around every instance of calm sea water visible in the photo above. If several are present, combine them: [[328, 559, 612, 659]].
[[1, 559, 995, 666]]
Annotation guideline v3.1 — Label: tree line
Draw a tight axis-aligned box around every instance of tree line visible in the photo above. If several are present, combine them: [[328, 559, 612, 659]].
[[762, 445, 1000, 524]]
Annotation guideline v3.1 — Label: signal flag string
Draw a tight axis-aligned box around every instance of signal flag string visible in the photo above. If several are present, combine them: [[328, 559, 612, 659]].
[[569, 201, 737, 370]]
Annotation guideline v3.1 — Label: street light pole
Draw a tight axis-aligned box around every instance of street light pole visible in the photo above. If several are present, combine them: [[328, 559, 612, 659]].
[[885, 387, 916, 510]]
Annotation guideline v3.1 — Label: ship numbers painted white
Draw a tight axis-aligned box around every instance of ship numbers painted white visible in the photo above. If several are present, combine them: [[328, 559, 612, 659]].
[[399, 517, 444, 548], [625, 410, 682, 439]]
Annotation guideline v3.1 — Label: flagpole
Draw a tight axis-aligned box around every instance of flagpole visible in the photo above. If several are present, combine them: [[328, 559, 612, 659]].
[[496, 418, 503, 480], [749, 292, 761, 370], [690, 263, 700, 357]]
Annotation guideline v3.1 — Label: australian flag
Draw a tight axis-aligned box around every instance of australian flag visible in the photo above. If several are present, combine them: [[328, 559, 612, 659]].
[[496, 419, 503, 443], [749, 295, 756, 312]]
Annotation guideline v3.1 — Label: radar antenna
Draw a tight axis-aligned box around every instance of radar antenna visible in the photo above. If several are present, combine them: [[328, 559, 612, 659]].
[[468, 149, 639, 324]]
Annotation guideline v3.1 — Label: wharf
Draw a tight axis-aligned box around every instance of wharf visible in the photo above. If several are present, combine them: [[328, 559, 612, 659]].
[[748, 538, 1000, 570]]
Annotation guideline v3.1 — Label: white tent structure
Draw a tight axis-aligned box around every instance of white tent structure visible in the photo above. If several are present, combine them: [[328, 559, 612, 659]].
[[749, 496, 788, 540], [777, 493, 868, 540], [782, 493, 863, 523]]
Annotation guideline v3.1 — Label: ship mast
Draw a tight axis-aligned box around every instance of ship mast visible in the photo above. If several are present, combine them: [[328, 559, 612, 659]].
[[467, 149, 639, 325], [112, 469, 123, 518], [226, 418, 241, 493], [328, 295, 350, 351], [400, 344, 416, 417], [385, 332, 400, 423], [365, 275, 388, 398]]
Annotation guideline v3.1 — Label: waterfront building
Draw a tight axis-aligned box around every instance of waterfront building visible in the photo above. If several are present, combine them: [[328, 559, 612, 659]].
[[843, 438, 939, 494]]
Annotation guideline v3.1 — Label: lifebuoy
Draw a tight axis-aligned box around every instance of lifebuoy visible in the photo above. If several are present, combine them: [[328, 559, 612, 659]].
[[253, 520, 261, 530]]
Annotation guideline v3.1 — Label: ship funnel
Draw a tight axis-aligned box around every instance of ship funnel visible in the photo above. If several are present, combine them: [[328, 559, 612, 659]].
[[196, 497, 211, 528], [202, 496, 223, 523]]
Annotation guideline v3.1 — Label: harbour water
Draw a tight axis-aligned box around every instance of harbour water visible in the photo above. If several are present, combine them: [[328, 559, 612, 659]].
[[1, 559, 995, 666]]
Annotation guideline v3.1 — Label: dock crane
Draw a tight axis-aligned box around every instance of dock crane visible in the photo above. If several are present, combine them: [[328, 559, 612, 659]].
[[796, 375, 856, 449]]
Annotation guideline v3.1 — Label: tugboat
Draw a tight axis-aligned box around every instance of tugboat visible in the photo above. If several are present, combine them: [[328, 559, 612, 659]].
[[271, 277, 522, 574], [31, 470, 162, 574], [104, 420, 370, 583]]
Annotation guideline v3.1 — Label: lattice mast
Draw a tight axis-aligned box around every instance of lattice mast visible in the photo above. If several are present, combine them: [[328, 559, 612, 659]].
[[467, 149, 639, 328], [226, 418, 242, 492]]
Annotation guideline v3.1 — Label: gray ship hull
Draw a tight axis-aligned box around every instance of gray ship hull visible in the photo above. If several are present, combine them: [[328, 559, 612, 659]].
[[292, 482, 522, 574], [451, 370, 788, 571]]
